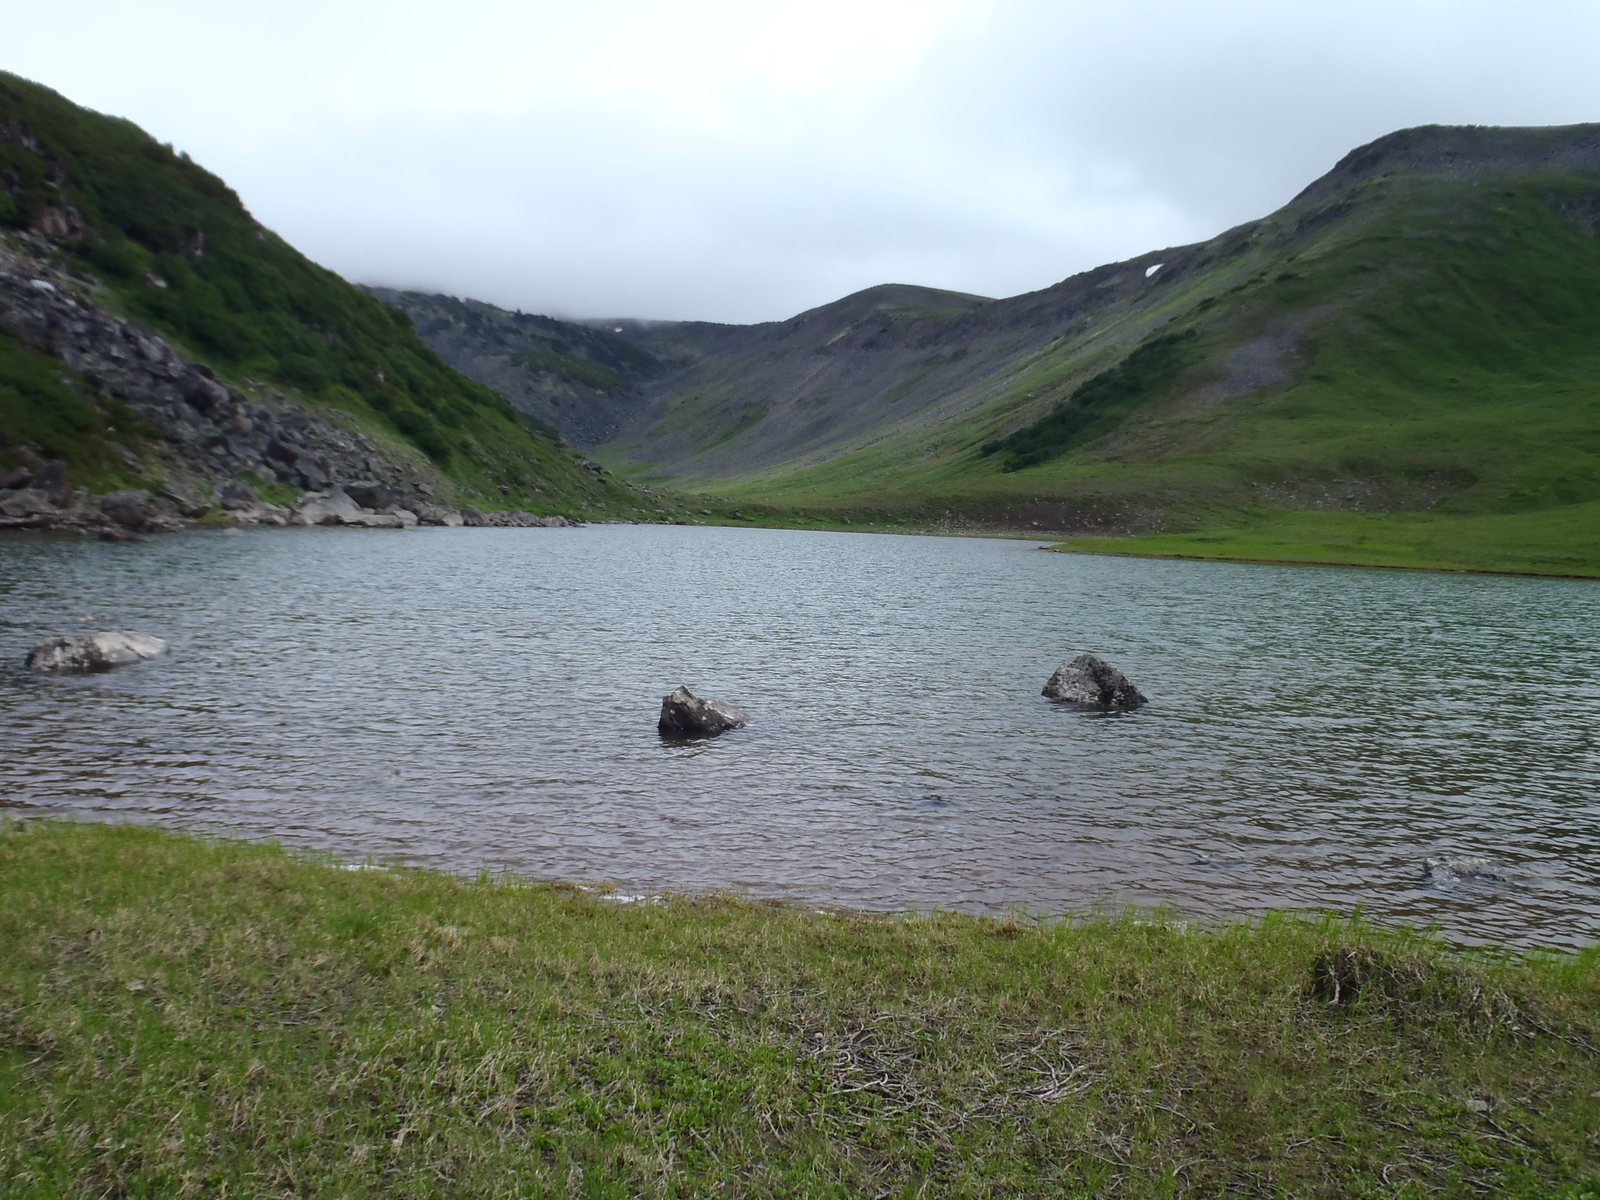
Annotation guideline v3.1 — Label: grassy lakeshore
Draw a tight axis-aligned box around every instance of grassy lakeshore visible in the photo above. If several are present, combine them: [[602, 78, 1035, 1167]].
[[1049, 504, 1600, 579], [2, 822, 1599, 1198]]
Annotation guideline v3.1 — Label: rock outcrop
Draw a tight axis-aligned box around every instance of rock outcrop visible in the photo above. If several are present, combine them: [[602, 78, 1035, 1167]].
[[658, 686, 747, 736], [1041, 653, 1147, 710], [26, 630, 167, 672], [0, 241, 466, 533]]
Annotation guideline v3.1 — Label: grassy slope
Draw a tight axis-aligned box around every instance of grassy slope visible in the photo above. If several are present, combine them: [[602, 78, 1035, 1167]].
[[703, 172, 1600, 574], [0, 72, 641, 515], [0, 334, 152, 495], [1052, 502, 1600, 578], [3, 820, 1600, 1199]]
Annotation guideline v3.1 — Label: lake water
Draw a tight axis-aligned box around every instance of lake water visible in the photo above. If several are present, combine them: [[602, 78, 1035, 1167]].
[[1, 524, 1597, 947]]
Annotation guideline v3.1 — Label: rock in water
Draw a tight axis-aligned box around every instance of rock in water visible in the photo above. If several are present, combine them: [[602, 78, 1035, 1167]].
[[658, 686, 747, 736], [1423, 855, 1505, 883], [26, 631, 167, 673], [1041, 653, 1147, 710]]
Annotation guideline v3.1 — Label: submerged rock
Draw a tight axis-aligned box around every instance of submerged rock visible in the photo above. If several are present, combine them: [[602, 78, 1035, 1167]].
[[658, 685, 747, 736], [1042, 653, 1147, 710], [26, 630, 167, 673], [1423, 855, 1506, 884]]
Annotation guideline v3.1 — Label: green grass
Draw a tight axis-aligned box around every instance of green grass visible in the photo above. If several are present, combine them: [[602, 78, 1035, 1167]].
[[1052, 502, 1600, 577], [2, 820, 1599, 1198], [691, 171, 1600, 573], [0, 336, 149, 494]]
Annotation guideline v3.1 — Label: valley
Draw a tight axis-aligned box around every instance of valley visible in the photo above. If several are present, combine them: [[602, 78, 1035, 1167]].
[[382, 124, 1600, 575]]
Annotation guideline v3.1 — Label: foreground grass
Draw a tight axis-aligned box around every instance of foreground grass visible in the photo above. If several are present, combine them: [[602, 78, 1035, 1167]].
[[1051, 502, 1600, 578], [2, 822, 1599, 1198]]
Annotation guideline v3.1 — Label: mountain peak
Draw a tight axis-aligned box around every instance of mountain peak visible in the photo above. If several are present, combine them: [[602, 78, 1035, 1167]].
[[1292, 121, 1600, 210]]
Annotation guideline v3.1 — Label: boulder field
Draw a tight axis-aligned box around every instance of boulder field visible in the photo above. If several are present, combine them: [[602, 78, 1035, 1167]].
[[0, 241, 581, 538]]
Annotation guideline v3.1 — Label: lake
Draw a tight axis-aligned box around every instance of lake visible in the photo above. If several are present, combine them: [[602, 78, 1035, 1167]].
[[2, 524, 1597, 947]]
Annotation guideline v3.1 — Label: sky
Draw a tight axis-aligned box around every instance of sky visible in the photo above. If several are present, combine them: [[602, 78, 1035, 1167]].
[[7, 0, 1600, 323]]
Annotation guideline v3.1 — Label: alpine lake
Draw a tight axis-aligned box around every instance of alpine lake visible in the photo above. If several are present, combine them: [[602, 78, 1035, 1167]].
[[2, 523, 1596, 948]]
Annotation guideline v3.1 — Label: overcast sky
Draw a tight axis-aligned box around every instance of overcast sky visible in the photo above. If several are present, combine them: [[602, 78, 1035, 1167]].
[[8, 1, 1600, 323]]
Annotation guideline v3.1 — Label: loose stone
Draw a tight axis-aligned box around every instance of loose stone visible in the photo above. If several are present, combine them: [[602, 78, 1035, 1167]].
[[658, 685, 748, 736], [1041, 653, 1147, 710]]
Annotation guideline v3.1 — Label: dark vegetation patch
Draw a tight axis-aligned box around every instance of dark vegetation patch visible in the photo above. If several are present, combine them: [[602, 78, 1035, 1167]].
[[980, 329, 1199, 472]]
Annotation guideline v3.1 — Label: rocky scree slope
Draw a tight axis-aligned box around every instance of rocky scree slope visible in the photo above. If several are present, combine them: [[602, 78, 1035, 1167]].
[[0, 71, 645, 524], [364, 288, 659, 450], [537, 123, 1600, 543], [0, 239, 493, 532]]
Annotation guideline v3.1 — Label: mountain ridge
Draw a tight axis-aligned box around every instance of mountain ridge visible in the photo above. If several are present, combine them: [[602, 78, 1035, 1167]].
[[379, 119, 1600, 573]]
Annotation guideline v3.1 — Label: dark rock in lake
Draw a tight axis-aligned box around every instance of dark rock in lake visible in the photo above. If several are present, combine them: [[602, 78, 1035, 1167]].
[[658, 685, 747, 736], [1042, 653, 1147, 710], [26, 630, 167, 672], [459, 507, 488, 527]]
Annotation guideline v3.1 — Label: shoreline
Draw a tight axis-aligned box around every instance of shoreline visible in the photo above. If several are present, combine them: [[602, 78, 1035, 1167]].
[[1046, 542, 1600, 581], [10, 498, 1600, 582]]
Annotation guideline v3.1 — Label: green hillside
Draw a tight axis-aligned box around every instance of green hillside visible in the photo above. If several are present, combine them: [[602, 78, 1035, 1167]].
[[583, 126, 1600, 575], [0, 72, 642, 515]]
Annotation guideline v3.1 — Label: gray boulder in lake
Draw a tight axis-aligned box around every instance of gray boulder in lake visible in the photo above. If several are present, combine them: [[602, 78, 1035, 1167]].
[[26, 631, 167, 673], [1042, 653, 1147, 710], [658, 686, 747, 736], [1423, 855, 1505, 883]]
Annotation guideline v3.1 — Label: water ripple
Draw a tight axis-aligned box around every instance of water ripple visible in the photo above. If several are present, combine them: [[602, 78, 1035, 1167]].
[[1, 525, 1597, 946]]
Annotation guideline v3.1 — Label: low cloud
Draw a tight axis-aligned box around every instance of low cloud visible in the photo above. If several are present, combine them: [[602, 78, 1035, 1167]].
[[8, 0, 1600, 321]]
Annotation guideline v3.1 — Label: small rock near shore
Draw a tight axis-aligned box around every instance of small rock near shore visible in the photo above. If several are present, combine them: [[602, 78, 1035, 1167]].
[[26, 631, 168, 673], [658, 685, 747, 736], [1042, 653, 1147, 710]]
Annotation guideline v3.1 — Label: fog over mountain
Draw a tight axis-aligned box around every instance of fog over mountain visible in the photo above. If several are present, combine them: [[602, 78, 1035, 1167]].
[[7, 0, 1600, 322]]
